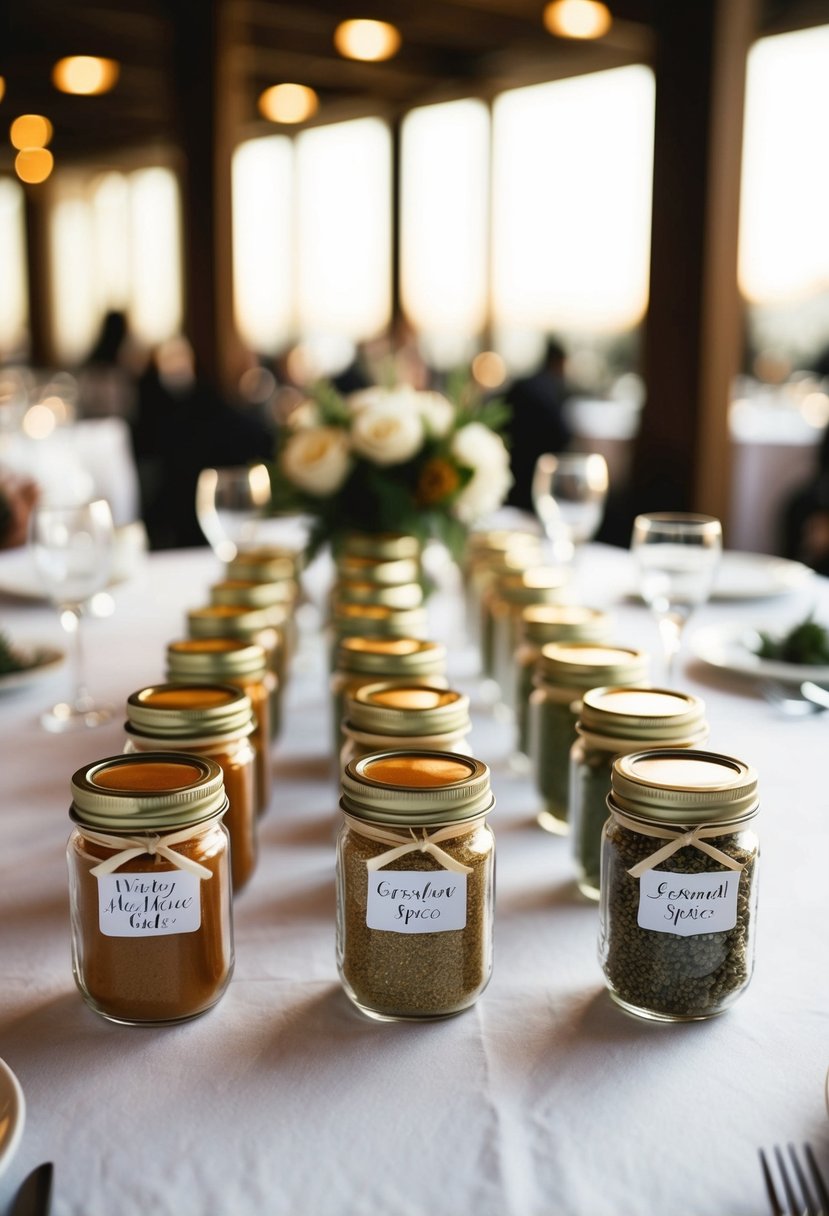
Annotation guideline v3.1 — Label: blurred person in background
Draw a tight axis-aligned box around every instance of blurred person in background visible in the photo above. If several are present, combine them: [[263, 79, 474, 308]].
[[0, 469, 39, 549], [77, 309, 140, 422], [781, 422, 829, 575], [504, 337, 574, 512]]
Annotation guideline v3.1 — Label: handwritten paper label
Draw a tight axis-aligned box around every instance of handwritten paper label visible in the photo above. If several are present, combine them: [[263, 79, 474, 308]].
[[366, 870, 467, 934], [638, 870, 739, 937], [97, 872, 201, 937]]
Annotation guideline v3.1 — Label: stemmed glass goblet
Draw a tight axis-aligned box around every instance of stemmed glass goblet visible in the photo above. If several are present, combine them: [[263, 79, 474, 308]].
[[29, 498, 115, 732], [532, 452, 609, 564], [195, 464, 272, 563], [631, 512, 722, 683]]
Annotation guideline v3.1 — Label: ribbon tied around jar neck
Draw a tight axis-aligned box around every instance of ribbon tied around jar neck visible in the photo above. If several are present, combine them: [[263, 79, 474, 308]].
[[343, 813, 483, 875], [609, 809, 749, 879], [84, 824, 216, 880]]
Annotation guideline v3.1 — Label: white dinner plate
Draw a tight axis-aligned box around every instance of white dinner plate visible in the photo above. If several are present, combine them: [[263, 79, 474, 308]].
[[711, 551, 813, 600], [691, 621, 829, 684], [0, 1057, 25, 1179], [0, 643, 65, 693]]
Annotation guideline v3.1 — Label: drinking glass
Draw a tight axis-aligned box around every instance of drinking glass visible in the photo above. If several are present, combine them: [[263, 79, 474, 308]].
[[532, 452, 609, 563], [29, 498, 115, 731], [631, 512, 722, 683], [195, 464, 272, 563]]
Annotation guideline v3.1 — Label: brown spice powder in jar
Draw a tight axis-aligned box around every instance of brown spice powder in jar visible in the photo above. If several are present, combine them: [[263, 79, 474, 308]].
[[68, 754, 234, 1025]]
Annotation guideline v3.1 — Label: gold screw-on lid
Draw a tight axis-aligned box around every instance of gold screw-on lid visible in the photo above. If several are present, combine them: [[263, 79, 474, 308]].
[[335, 532, 422, 561], [210, 578, 297, 609], [336, 636, 446, 677], [610, 748, 759, 824], [226, 548, 299, 582], [537, 641, 649, 689], [71, 752, 227, 831], [341, 750, 493, 825], [335, 554, 421, 585], [466, 529, 541, 557], [333, 579, 424, 610], [346, 682, 470, 737], [166, 637, 268, 680], [125, 683, 253, 739], [187, 602, 277, 639], [332, 601, 428, 638], [578, 686, 708, 743], [521, 604, 610, 645], [497, 565, 570, 605]]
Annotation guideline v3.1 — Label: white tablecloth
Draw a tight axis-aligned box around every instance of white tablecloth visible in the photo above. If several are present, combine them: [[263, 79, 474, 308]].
[[0, 545, 827, 1216]]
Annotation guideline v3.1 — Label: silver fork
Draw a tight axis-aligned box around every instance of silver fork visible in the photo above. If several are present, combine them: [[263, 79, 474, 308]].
[[761, 681, 826, 717], [760, 1144, 829, 1215]]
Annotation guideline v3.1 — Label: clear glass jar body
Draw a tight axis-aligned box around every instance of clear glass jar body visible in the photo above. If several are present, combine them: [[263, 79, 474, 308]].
[[514, 644, 540, 758], [529, 686, 579, 834], [125, 734, 257, 892], [340, 727, 473, 773], [336, 818, 494, 1020], [598, 815, 759, 1021], [68, 819, 233, 1025]]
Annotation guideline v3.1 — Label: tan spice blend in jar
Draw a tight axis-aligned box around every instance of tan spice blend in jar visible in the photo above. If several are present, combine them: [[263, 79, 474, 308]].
[[337, 751, 495, 1021], [67, 753, 234, 1025]]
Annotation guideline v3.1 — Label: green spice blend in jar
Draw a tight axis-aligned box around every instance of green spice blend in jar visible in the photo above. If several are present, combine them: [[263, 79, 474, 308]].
[[166, 637, 275, 814], [341, 683, 472, 771], [570, 688, 708, 901], [599, 749, 759, 1022], [331, 636, 447, 757], [513, 604, 612, 762], [337, 750, 495, 1021], [67, 752, 234, 1026], [490, 566, 571, 708], [124, 683, 258, 893], [530, 643, 649, 835]]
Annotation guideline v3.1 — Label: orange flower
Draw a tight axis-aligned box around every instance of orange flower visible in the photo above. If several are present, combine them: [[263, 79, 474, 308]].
[[416, 458, 460, 506]]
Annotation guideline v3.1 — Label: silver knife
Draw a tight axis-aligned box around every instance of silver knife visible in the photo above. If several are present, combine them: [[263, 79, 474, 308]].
[[10, 1163, 53, 1216]]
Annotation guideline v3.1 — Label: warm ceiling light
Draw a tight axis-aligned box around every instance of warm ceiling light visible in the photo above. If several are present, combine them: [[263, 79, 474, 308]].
[[471, 351, 507, 390], [52, 56, 120, 96], [15, 148, 55, 185], [10, 114, 53, 150], [0, 78, 5, 104], [543, 0, 612, 39], [333, 19, 401, 62], [258, 83, 319, 124]]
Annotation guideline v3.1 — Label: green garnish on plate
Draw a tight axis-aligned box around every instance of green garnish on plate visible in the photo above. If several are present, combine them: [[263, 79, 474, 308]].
[[755, 615, 829, 665], [0, 632, 29, 676]]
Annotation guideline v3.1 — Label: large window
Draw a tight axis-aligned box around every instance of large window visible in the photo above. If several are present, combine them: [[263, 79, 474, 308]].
[[0, 178, 28, 359]]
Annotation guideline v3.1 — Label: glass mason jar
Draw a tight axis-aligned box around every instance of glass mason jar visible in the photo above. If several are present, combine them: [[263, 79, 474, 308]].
[[340, 683, 472, 771], [335, 554, 422, 588], [336, 750, 495, 1021], [210, 576, 299, 664], [513, 605, 612, 763], [331, 636, 447, 758], [166, 637, 275, 817], [476, 549, 548, 682], [187, 602, 284, 739], [123, 683, 257, 893], [332, 579, 424, 610], [462, 531, 543, 651], [490, 566, 571, 706], [68, 752, 234, 1025], [225, 546, 301, 585], [599, 748, 759, 1022], [329, 602, 429, 668], [529, 643, 649, 835], [570, 688, 708, 900]]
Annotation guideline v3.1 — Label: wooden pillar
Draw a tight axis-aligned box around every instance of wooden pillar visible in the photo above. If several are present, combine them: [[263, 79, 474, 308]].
[[169, 0, 245, 395], [23, 185, 56, 368], [630, 0, 757, 527]]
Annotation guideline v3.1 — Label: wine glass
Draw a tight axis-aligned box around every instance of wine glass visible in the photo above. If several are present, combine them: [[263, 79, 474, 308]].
[[532, 452, 609, 564], [29, 498, 115, 732], [631, 512, 722, 683], [195, 464, 272, 563]]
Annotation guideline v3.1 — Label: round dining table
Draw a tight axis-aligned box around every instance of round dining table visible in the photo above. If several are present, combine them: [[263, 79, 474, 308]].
[[0, 540, 826, 1216]]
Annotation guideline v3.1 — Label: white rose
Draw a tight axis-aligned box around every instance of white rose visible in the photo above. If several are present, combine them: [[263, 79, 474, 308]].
[[417, 391, 455, 439], [346, 387, 389, 414], [350, 401, 424, 466], [451, 423, 513, 522], [286, 398, 321, 429], [280, 426, 352, 496]]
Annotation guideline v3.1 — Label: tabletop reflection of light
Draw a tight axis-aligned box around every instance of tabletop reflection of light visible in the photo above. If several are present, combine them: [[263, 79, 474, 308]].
[[472, 351, 507, 389], [10, 114, 53, 150], [543, 0, 612, 39], [15, 148, 54, 184], [334, 19, 401, 62], [52, 56, 119, 96], [259, 83, 319, 124]]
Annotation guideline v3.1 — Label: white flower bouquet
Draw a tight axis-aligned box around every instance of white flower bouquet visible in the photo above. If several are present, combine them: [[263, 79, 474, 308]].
[[269, 376, 512, 558]]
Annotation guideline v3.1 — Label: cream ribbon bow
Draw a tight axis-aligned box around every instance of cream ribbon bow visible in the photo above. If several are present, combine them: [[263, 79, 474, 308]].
[[343, 813, 481, 875], [610, 809, 748, 879], [83, 824, 215, 880]]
